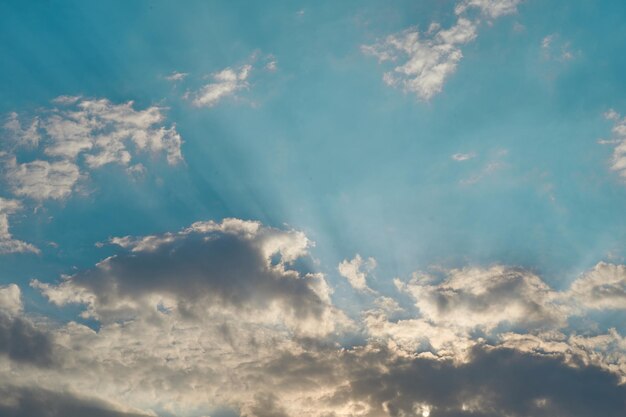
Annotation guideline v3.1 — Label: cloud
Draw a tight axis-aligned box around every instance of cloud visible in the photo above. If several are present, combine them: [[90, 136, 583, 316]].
[[601, 109, 626, 180], [0, 385, 153, 417], [0, 285, 54, 367], [399, 266, 569, 332], [363, 1, 522, 100], [4, 220, 624, 416], [455, 0, 522, 19], [33, 218, 348, 336], [165, 72, 188, 82], [338, 254, 377, 293], [333, 345, 626, 417], [0, 284, 23, 315], [189, 65, 252, 107], [0, 198, 38, 254], [568, 262, 626, 310], [459, 149, 507, 184], [1, 97, 183, 188], [363, 18, 477, 100], [451, 152, 476, 161], [4, 157, 80, 201]]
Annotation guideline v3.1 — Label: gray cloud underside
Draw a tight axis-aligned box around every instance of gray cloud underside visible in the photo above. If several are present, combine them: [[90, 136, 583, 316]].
[[0, 312, 54, 367], [2, 219, 624, 417], [0, 385, 151, 417]]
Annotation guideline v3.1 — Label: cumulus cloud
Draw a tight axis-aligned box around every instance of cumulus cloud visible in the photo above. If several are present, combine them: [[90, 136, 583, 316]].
[[189, 65, 252, 107], [568, 262, 626, 310], [399, 266, 569, 332], [3, 112, 40, 148], [0, 285, 54, 367], [1, 97, 183, 201], [363, 18, 477, 100], [363, 1, 522, 100], [2, 220, 624, 416], [33, 218, 348, 335], [0, 198, 38, 254], [4, 157, 80, 201], [338, 254, 377, 293], [601, 109, 626, 180]]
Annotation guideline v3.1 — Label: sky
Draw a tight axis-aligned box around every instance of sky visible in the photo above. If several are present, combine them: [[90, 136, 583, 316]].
[[0, 0, 626, 416]]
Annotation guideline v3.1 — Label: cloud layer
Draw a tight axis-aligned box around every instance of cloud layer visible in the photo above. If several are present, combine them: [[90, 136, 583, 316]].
[[0, 219, 624, 416]]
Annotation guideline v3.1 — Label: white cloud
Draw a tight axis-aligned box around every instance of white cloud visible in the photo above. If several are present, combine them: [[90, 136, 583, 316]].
[[363, 1, 522, 100], [0, 198, 39, 254], [338, 254, 377, 293], [165, 71, 188, 82], [363, 18, 477, 100], [568, 262, 626, 310], [0, 97, 183, 203], [190, 65, 252, 107], [2, 97, 183, 172], [4, 157, 80, 201], [399, 266, 569, 332], [0, 284, 23, 315], [455, 0, 522, 19], [601, 109, 626, 180], [3, 112, 40, 148], [451, 152, 476, 161]]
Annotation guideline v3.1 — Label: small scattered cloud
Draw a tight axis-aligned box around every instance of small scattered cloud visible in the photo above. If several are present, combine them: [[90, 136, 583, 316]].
[[338, 254, 377, 293], [451, 151, 476, 161], [542, 33, 577, 61], [165, 71, 188, 82], [455, 0, 522, 19], [600, 109, 626, 180], [188, 65, 252, 107], [363, 0, 522, 100], [0, 198, 39, 254], [362, 18, 477, 100]]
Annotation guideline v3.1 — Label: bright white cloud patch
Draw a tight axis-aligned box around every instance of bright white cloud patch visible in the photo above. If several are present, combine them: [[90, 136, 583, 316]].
[[0, 284, 23, 315], [338, 254, 377, 292], [363, 0, 522, 100], [189, 65, 252, 107], [0, 97, 184, 253], [363, 18, 477, 100], [2, 97, 183, 173], [0, 198, 38, 254], [399, 266, 568, 332], [4, 157, 80, 201], [569, 262, 626, 310]]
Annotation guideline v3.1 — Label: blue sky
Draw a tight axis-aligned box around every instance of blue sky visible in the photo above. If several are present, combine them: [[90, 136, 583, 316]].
[[1, 1, 626, 416]]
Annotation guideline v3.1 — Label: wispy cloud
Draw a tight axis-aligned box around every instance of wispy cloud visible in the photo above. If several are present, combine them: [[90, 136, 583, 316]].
[[188, 65, 252, 107]]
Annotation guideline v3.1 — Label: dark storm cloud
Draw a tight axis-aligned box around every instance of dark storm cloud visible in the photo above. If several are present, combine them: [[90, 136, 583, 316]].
[[339, 346, 626, 417], [35, 222, 337, 328], [0, 311, 54, 367], [0, 385, 151, 417], [253, 344, 626, 417]]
